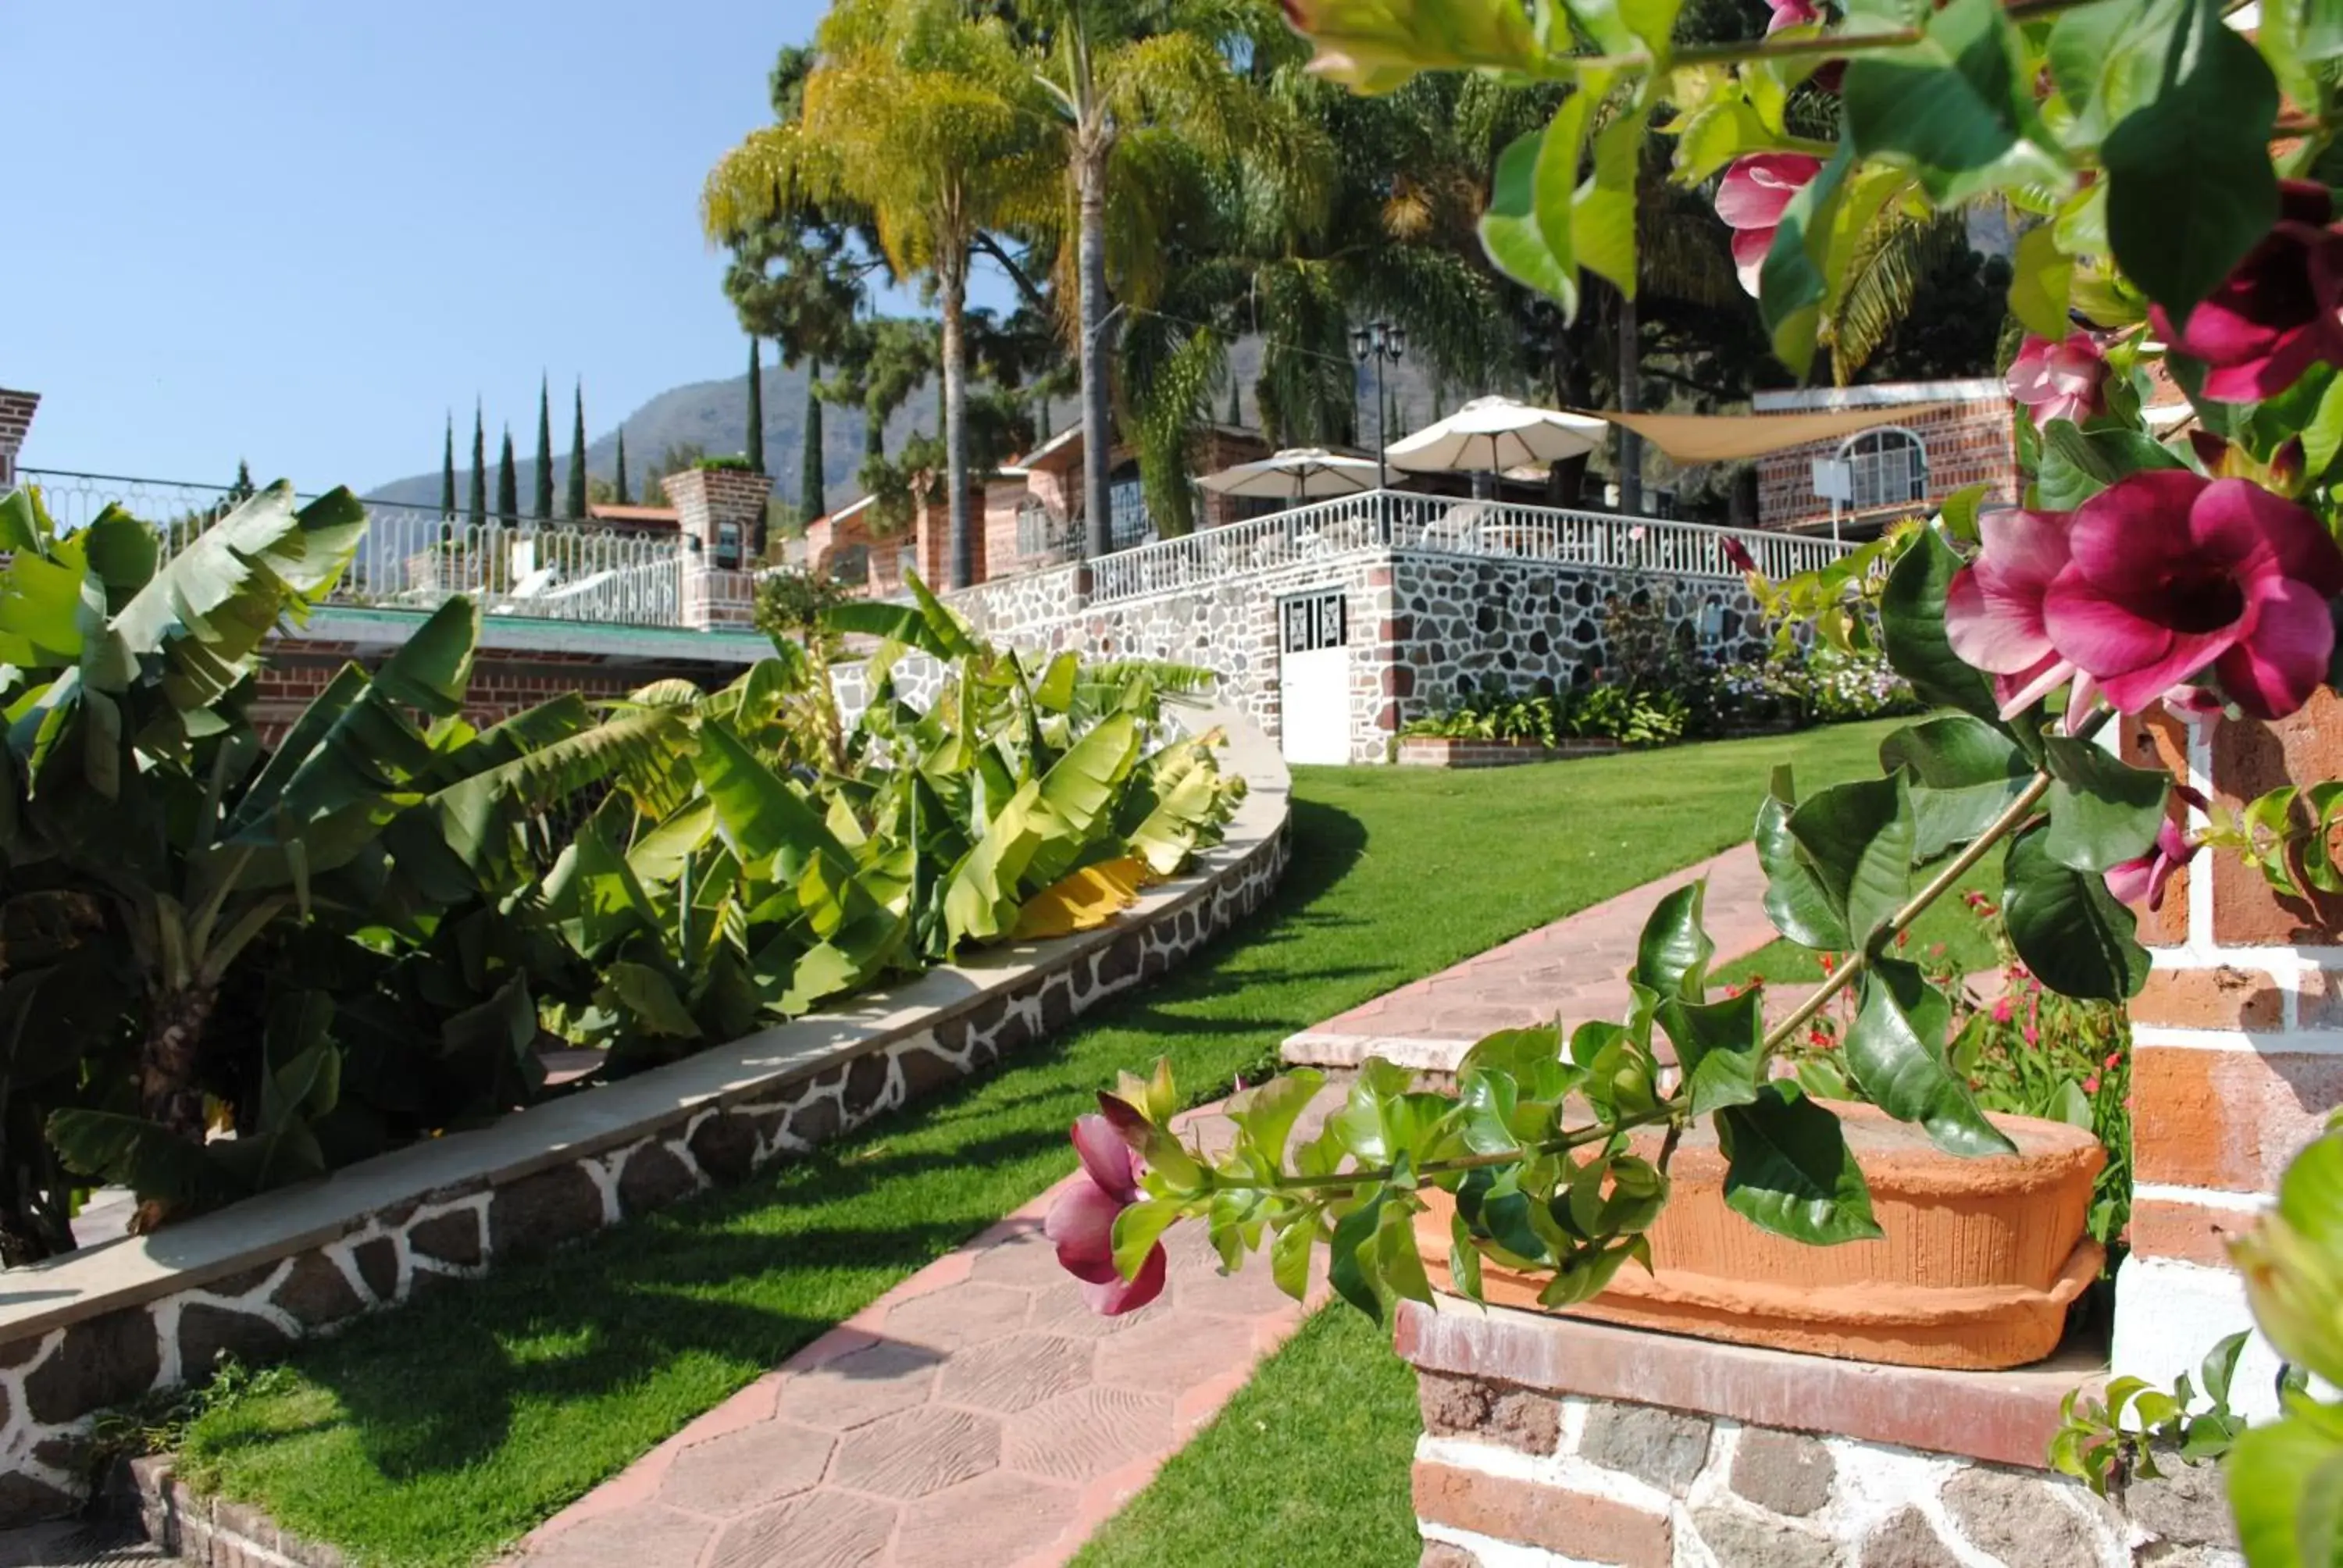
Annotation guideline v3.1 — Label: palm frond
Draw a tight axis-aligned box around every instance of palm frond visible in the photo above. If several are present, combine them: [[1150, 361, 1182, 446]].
[[1830, 208, 1970, 383]]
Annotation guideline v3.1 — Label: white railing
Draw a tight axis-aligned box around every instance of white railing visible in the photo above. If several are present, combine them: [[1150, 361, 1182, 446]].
[[1086, 489, 1853, 603], [16, 469, 689, 629]]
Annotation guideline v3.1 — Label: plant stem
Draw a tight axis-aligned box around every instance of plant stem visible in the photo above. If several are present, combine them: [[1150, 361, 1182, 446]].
[[1572, 0, 2095, 70], [1263, 1104, 1682, 1194]]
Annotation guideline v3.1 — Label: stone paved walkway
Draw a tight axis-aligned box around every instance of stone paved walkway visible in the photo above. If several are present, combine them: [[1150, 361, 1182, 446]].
[[510, 1103, 1327, 1568], [1281, 843, 1779, 1073]]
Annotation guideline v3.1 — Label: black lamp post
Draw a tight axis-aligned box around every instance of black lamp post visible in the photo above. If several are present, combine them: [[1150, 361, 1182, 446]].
[[1351, 319, 1406, 490]]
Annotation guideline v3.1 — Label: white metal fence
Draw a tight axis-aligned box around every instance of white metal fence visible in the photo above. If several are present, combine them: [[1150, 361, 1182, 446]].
[[1086, 489, 1853, 604], [16, 469, 688, 629]]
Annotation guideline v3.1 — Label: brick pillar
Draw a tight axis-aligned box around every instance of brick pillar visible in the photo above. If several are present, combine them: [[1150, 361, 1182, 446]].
[[2112, 690, 2343, 1418], [0, 388, 41, 489], [662, 467, 769, 629]]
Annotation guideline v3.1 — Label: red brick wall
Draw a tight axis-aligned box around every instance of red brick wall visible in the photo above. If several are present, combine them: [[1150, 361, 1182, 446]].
[[0, 389, 38, 487], [1755, 396, 2018, 533]]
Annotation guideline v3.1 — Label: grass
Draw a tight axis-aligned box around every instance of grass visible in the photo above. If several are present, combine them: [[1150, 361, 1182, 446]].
[[1071, 1305, 1423, 1568], [177, 722, 1905, 1568]]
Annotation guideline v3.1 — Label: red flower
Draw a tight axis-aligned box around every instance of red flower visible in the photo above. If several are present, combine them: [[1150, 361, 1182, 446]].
[[2083, 1074, 2101, 1095], [1992, 996, 2014, 1025], [2007, 332, 2109, 429], [2149, 183, 2343, 404], [1721, 535, 1760, 574], [1716, 155, 1825, 297], [2042, 472, 2343, 719], [2104, 816, 2197, 912], [1945, 506, 2099, 721], [1044, 1114, 1168, 1316]]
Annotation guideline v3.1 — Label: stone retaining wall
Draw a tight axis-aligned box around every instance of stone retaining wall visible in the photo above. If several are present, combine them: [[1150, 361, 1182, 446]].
[[1399, 1299, 2236, 1568], [0, 715, 1289, 1525], [1395, 737, 1624, 769]]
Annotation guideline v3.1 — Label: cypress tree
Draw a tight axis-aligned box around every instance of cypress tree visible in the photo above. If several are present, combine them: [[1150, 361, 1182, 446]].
[[469, 402, 487, 529], [440, 415, 456, 517], [567, 381, 589, 519], [230, 460, 255, 501], [745, 337, 765, 474], [1226, 379, 1241, 427], [615, 429, 631, 505], [497, 427, 519, 524], [800, 358, 824, 524], [533, 376, 555, 522]]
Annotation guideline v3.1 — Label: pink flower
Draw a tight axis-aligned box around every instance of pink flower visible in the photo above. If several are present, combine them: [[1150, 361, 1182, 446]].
[[2083, 1074, 2101, 1095], [1044, 1113, 1168, 1316], [2149, 182, 2343, 404], [1717, 155, 1825, 297], [2023, 1025, 2040, 1046], [1721, 536, 1759, 573], [1992, 996, 2014, 1025], [2042, 471, 2343, 719], [2008, 332, 2109, 430], [1944, 507, 2099, 720], [2104, 816, 2197, 911], [1764, 0, 1822, 27]]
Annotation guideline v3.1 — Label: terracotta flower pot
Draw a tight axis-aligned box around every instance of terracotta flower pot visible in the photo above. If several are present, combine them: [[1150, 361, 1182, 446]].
[[1417, 1103, 2104, 1370]]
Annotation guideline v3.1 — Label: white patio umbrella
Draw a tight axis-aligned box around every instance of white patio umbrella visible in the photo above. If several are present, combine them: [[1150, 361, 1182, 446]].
[[1386, 397, 1608, 483], [1196, 447, 1382, 504]]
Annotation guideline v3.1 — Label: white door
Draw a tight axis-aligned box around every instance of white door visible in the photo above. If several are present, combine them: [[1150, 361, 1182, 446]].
[[1278, 589, 1352, 765]]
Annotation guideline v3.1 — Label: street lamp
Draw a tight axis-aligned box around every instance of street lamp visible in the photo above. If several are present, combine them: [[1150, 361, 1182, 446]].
[[1351, 319, 1406, 490]]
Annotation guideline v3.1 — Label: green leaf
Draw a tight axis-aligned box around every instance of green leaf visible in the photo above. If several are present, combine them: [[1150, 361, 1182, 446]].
[[2302, 373, 2343, 483], [1448, 1212, 1486, 1305], [1842, 0, 2063, 201], [1271, 1215, 1318, 1303], [601, 961, 704, 1038], [1756, 766, 1851, 950], [2008, 223, 2074, 340], [1787, 773, 1915, 944], [1659, 990, 1765, 1116], [2043, 734, 2169, 872], [1633, 881, 1713, 1000], [1881, 528, 2001, 723], [1111, 1197, 1183, 1282], [2037, 420, 2186, 509], [1377, 1199, 1436, 1307], [1229, 1070, 1325, 1174], [1846, 959, 2017, 1156], [46, 1109, 234, 1206], [1879, 715, 2031, 861], [2227, 1409, 2343, 1568], [2101, 0, 2281, 321], [2002, 824, 2152, 1001], [1328, 1192, 1388, 1320], [1480, 99, 1592, 315], [1574, 99, 1652, 298], [1758, 142, 1853, 377], [2046, 0, 2182, 146], [1717, 1085, 1885, 1245]]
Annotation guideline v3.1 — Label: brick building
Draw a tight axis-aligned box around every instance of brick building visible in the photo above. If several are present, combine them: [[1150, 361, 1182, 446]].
[[0, 388, 40, 490], [1752, 377, 2017, 536]]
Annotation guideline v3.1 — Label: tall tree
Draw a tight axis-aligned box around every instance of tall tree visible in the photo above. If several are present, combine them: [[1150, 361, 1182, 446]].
[[568, 382, 589, 519], [533, 376, 555, 522], [746, 337, 766, 473], [615, 429, 631, 505], [707, 0, 1055, 588], [440, 414, 457, 519], [822, 317, 939, 469], [469, 401, 487, 529], [497, 427, 519, 524], [1024, 0, 1261, 560]]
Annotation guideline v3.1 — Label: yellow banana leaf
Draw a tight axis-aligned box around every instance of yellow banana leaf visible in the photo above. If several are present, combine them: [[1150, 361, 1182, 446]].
[[1011, 857, 1149, 940]]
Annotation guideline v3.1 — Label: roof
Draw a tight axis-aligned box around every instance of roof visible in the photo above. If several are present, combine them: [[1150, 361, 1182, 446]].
[[1587, 404, 1956, 463], [812, 494, 878, 529], [586, 503, 679, 527], [1752, 379, 2007, 412]]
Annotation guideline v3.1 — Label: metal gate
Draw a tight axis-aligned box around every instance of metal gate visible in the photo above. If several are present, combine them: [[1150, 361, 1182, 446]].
[[1278, 587, 1351, 765]]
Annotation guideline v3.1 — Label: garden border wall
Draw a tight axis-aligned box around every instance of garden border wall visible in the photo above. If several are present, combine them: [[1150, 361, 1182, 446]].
[[0, 708, 1290, 1526]]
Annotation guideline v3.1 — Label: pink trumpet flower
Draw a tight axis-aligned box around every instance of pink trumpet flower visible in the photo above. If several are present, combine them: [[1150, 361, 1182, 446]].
[[2149, 181, 2343, 404], [1717, 155, 1825, 297], [1045, 1113, 1169, 1316], [2007, 332, 2109, 430], [2104, 818, 2197, 912]]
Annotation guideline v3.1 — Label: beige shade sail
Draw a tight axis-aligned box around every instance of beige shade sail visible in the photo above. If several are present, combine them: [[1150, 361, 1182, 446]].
[[1578, 404, 1952, 464]]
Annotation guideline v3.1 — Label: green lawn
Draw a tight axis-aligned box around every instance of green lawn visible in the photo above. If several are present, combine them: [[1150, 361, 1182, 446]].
[[177, 722, 1904, 1568]]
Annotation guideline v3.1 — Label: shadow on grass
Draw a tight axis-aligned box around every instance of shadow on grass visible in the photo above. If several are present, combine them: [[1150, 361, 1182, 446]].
[[192, 797, 1376, 1496]]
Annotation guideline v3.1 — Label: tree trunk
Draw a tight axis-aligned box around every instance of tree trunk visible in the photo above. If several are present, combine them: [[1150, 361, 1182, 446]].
[[941, 253, 975, 590], [1615, 287, 1643, 517], [801, 361, 826, 526], [140, 985, 216, 1145], [1078, 148, 1114, 563]]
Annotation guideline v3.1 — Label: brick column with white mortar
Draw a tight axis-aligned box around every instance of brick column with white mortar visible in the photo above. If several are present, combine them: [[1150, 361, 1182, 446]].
[[0, 387, 41, 489], [2112, 692, 2343, 1420], [662, 466, 770, 629]]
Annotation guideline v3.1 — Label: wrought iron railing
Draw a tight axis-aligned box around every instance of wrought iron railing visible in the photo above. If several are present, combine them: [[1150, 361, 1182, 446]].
[[1085, 489, 1854, 603], [16, 469, 689, 629]]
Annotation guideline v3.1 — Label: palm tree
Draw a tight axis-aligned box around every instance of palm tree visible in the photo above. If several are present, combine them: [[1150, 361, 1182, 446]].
[[1022, 0, 1266, 560], [706, 0, 1054, 590]]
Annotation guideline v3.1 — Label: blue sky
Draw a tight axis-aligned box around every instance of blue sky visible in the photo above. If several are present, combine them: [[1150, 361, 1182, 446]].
[[9, 1, 1002, 493]]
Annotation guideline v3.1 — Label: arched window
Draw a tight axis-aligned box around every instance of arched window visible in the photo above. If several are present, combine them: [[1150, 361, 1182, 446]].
[[1841, 427, 1928, 509]]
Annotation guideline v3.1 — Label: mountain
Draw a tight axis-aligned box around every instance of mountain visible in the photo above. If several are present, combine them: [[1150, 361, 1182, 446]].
[[364, 344, 1455, 519]]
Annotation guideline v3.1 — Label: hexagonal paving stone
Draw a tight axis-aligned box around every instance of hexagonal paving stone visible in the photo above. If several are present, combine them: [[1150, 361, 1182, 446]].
[[882, 1281, 1033, 1351], [831, 1406, 1000, 1499], [707, 1491, 896, 1568], [527, 1506, 715, 1568], [1172, 1251, 1301, 1318], [936, 1332, 1095, 1413], [893, 1470, 1081, 1568], [658, 1423, 833, 1516], [1000, 1384, 1175, 1481], [965, 1228, 1066, 1288], [1094, 1309, 1264, 1395], [1025, 1286, 1165, 1341], [775, 1340, 943, 1431]]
